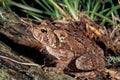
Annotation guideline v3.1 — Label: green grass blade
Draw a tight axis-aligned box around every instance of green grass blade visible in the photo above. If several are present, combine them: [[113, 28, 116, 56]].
[[88, 11, 114, 24], [54, 7, 61, 19], [69, 0, 74, 9], [74, 0, 80, 15], [102, 5, 120, 24], [24, 10, 44, 18], [42, 0, 54, 12], [24, 10, 51, 21], [87, 0, 91, 12], [99, 8, 110, 14], [35, 0, 50, 12], [49, 0, 67, 17], [90, 1, 100, 20], [63, 0, 78, 20], [21, 0, 27, 5], [111, 4, 119, 18], [9, 1, 43, 13], [106, 5, 120, 17], [30, 15, 42, 21]]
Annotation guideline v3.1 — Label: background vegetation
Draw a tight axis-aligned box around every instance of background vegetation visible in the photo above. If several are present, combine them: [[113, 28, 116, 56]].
[[1, 0, 120, 25]]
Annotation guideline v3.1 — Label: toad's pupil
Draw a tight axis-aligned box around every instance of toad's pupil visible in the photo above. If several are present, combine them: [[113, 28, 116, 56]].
[[41, 29, 47, 33]]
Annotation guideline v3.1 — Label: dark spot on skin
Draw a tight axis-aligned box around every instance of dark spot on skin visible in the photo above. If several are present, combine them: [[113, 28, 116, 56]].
[[41, 29, 47, 33]]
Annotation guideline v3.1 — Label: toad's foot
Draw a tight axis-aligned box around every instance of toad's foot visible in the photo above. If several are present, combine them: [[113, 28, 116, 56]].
[[43, 67, 63, 74], [70, 71, 97, 79]]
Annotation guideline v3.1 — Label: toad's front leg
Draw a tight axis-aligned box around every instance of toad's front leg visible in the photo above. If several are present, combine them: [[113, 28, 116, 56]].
[[44, 46, 74, 73], [43, 60, 72, 73]]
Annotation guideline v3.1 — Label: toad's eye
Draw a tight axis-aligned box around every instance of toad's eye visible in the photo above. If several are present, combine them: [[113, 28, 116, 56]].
[[41, 29, 47, 33]]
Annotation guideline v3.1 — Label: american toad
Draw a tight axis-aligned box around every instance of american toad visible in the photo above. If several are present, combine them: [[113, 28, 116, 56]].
[[31, 21, 105, 79]]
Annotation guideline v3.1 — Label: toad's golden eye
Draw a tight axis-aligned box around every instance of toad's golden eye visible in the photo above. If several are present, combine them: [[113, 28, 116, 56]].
[[41, 29, 47, 33]]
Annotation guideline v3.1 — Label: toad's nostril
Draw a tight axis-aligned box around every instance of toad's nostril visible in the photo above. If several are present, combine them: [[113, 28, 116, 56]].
[[60, 34, 65, 37], [41, 29, 47, 33]]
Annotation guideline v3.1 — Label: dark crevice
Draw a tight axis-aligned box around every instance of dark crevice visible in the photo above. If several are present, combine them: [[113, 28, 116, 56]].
[[107, 49, 117, 56], [0, 33, 46, 65], [95, 39, 116, 56], [94, 38, 106, 52]]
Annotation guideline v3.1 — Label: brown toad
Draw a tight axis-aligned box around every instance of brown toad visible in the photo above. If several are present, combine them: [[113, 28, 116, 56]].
[[31, 21, 105, 78]]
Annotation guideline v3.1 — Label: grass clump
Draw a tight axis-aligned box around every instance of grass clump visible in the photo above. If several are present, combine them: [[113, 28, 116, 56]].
[[0, 0, 119, 25]]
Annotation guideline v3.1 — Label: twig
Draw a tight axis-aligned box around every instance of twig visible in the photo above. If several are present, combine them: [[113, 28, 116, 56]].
[[110, 25, 118, 38], [105, 68, 120, 80], [111, 12, 120, 22], [0, 55, 41, 68]]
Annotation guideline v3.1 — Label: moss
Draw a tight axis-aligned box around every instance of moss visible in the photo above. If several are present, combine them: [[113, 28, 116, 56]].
[[0, 66, 15, 80]]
